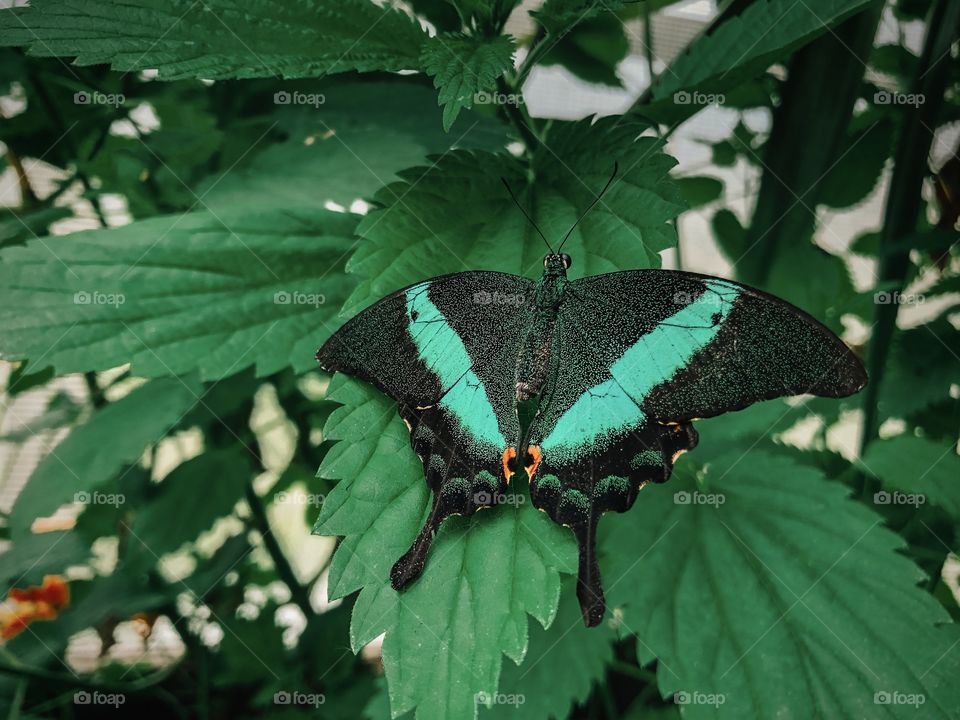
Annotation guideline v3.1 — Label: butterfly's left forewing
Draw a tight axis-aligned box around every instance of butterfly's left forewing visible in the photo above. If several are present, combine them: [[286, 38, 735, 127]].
[[526, 270, 866, 625], [318, 271, 534, 589]]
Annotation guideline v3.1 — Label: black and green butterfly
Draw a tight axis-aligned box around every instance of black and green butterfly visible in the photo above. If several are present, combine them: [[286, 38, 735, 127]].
[[316, 179, 867, 627]]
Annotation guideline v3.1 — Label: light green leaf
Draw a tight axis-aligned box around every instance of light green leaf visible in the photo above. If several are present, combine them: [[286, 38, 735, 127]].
[[345, 116, 682, 312], [860, 435, 960, 522], [603, 451, 960, 719], [313, 375, 577, 720], [10, 376, 201, 538], [0, 0, 426, 79], [421, 33, 516, 131], [132, 449, 253, 556], [482, 581, 615, 720], [0, 208, 358, 380]]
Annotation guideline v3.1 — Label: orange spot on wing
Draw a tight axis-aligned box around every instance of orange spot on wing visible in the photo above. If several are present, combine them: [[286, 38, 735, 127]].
[[526, 445, 542, 479], [502, 448, 517, 482]]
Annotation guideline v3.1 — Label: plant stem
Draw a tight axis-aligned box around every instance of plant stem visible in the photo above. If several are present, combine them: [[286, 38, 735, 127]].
[[496, 76, 540, 151], [859, 0, 960, 453], [244, 481, 315, 618]]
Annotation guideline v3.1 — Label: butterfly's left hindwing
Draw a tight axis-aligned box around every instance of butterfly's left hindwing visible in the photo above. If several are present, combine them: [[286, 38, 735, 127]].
[[525, 270, 866, 625], [317, 271, 535, 588]]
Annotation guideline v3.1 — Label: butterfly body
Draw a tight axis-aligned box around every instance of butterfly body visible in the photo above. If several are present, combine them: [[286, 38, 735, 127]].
[[317, 254, 866, 626]]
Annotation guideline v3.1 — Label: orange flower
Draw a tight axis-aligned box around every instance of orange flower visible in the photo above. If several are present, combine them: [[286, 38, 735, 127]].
[[1, 575, 70, 640]]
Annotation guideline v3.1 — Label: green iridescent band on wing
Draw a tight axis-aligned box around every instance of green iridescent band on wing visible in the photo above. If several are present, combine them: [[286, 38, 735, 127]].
[[540, 280, 739, 462], [405, 284, 507, 453]]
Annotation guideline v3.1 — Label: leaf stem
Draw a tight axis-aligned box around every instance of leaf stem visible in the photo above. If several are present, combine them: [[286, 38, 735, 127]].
[[859, 0, 960, 453]]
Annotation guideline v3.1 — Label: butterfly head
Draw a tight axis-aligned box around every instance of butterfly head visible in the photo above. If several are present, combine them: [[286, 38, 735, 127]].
[[543, 253, 572, 275]]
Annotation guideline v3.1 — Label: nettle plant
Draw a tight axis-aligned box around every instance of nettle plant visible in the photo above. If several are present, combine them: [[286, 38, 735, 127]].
[[0, 1, 958, 719]]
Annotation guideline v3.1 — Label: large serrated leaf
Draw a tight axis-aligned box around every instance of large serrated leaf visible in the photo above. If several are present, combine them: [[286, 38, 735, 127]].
[[0, 208, 358, 380], [0, 0, 426, 79], [344, 116, 683, 313], [313, 375, 578, 720], [602, 451, 960, 719]]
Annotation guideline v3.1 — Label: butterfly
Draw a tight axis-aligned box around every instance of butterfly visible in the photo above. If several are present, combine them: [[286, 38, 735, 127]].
[[316, 166, 867, 627]]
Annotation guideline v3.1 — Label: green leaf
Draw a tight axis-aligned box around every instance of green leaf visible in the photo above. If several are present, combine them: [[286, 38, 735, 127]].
[[313, 375, 577, 720], [532, 0, 626, 34], [482, 581, 615, 720], [860, 435, 960, 522], [647, 0, 874, 121], [10, 376, 201, 538], [880, 318, 960, 418], [0, 530, 89, 587], [0, 0, 426, 79], [818, 118, 894, 208], [0, 206, 72, 248], [676, 176, 724, 209], [540, 13, 630, 87], [0, 207, 358, 380], [603, 451, 960, 718], [345, 117, 682, 311], [132, 449, 253, 556], [199, 79, 508, 211], [420, 33, 516, 131]]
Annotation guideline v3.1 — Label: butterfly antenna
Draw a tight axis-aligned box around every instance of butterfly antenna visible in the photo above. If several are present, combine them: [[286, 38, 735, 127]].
[[557, 162, 619, 252], [501, 177, 554, 254]]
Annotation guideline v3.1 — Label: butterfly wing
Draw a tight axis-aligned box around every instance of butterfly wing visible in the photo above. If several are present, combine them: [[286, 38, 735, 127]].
[[527, 270, 866, 625], [317, 271, 534, 589]]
